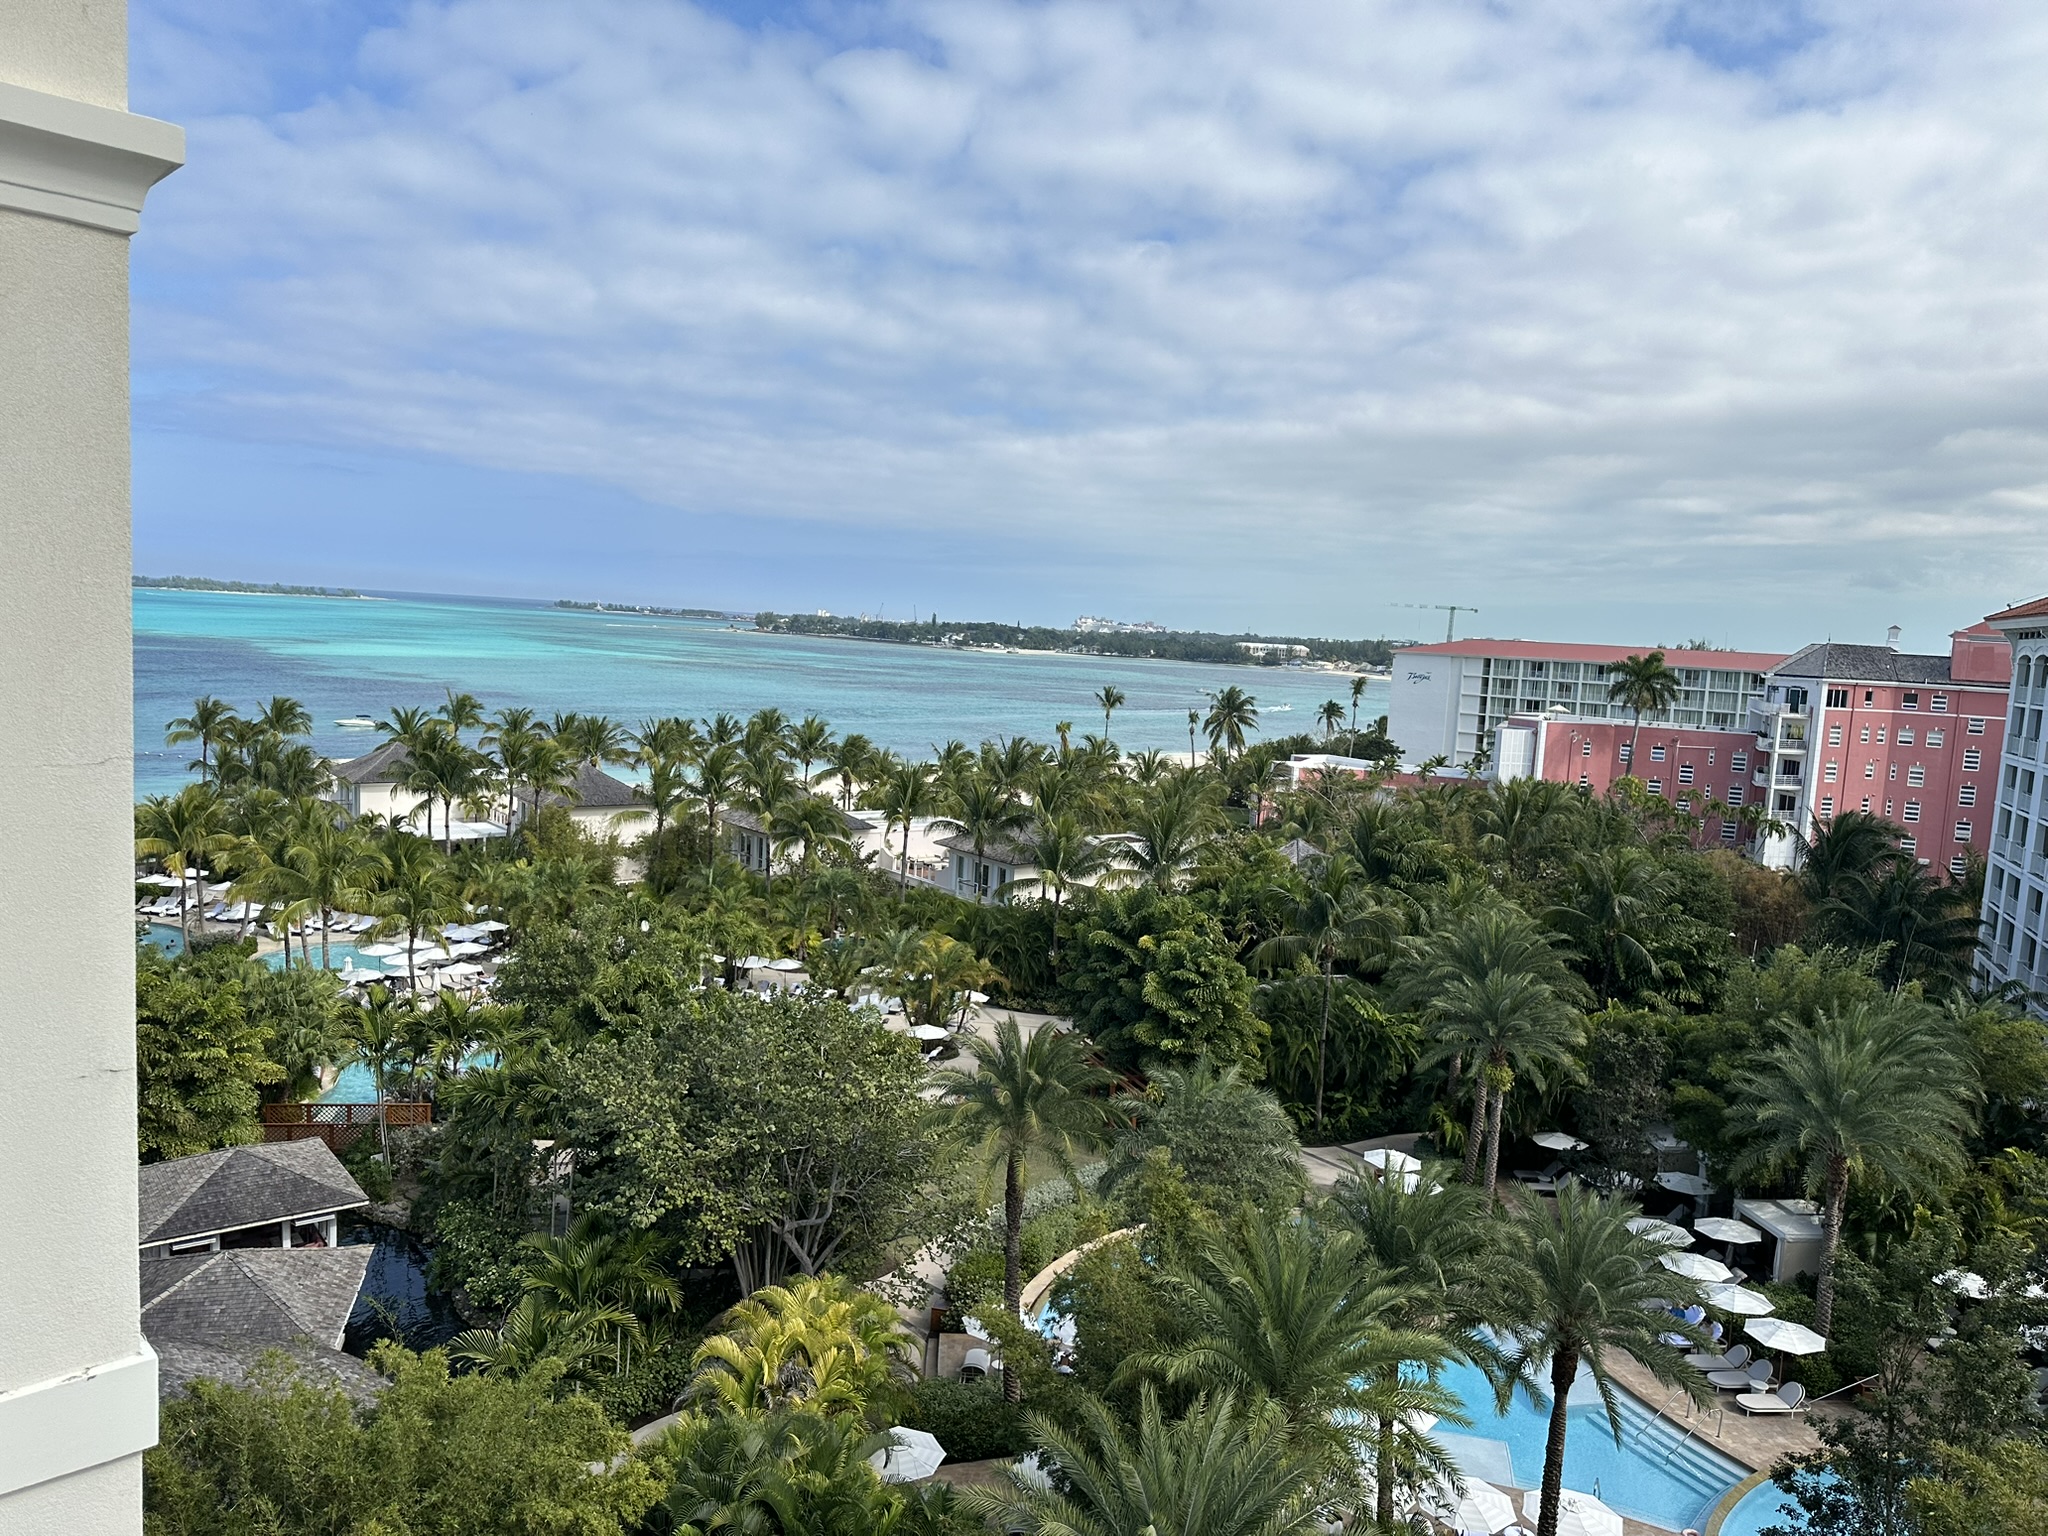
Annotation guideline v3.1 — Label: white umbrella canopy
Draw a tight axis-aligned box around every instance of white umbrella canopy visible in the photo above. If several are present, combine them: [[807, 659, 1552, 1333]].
[[1746, 1317, 1828, 1355], [1359, 1147, 1424, 1174], [1628, 1217, 1692, 1247], [358, 942, 407, 958], [870, 1426, 946, 1483], [1523, 1489, 1622, 1536], [907, 1024, 949, 1041], [436, 961, 486, 979], [1703, 1283, 1776, 1316], [1656, 1171, 1712, 1197], [1532, 1131, 1589, 1152], [1935, 1269, 1991, 1300], [1426, 1478, 1518, 1534], [471, 919, 509, 932], [966, 989, 990, 1004], [1693, 1217, 1764, 1245], [1660, 1252, 1734, 1283], [737, 955, 771, 970], [768, 958, 805, 971], [138, 872, 184, 888]]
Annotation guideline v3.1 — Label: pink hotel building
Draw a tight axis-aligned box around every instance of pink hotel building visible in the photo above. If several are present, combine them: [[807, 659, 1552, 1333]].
[[1387, 626, 2012, 873]]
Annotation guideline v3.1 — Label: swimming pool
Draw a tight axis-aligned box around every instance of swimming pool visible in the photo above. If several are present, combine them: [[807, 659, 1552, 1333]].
[[1712, 1471, 1830, 1536], [143, 923, 379, 972], [1435, 1359, 1746, 1532]]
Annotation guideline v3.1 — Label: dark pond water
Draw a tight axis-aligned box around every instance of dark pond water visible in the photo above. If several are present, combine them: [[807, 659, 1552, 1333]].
[[343, 1225, 467, 1354]]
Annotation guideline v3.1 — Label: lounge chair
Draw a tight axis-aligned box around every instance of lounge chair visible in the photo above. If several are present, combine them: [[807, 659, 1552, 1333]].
[[1708, 1360, 1773, 1392], [1684, 1343, 1747, 1373], [1736, 1382, 1807, 1416]]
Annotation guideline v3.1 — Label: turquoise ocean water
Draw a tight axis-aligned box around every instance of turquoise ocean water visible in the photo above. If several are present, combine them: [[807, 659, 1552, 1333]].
[[134, 589, 1388, 799]]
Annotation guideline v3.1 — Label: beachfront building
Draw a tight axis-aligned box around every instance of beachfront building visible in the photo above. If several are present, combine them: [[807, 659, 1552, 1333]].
[[511, 760, 653, 837], [937, 830, 1037, 901], [140, 1141, 368, 1262], [324, 740, 499, 840], [718, 802, 880, 876], [2, 14, 184, 1528], [144, 1247, 375, 1405], [1977, 596, 2048, 1008]]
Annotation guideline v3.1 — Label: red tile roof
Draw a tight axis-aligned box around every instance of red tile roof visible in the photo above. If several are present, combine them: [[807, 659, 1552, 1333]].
[[1395, 638, 1788, 671], [1985, 596, 2048, 623]]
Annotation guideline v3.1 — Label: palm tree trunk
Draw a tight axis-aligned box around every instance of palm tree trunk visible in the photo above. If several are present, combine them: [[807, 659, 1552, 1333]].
[[1628, 709, 1643, 773], [375, 1060, 389, 1154], [1483, 1064, 1508, 1196], [321, 907, 332, 971], [1816, 1155, 1849, 1336], [899, 823, 912, 900], [1537, 1343, 1578, 1536], [1375, 1411, 1396, 1528], [1315, 960, 1334, 1136], [1462, 1075, 1489, 1185], [1003, 1145, 1025, 1404]]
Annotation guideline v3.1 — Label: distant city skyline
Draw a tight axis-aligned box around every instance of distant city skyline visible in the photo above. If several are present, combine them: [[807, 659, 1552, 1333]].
[[128, 2, 2048, 648]]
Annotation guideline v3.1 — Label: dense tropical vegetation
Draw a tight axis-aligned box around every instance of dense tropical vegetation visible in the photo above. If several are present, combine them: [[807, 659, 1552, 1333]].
[[134, 678, 2048, 1535]]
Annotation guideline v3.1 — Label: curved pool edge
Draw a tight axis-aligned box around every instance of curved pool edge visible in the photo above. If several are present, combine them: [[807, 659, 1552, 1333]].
[[1704, 1471, 1773, 1536]]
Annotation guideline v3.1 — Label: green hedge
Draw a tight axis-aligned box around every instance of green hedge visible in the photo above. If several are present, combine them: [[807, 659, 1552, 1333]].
[[904, 1378, 1030, 1462]]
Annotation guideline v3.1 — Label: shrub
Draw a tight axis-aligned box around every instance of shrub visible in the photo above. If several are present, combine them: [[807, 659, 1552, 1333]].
[[905, 1378, 1030, 1462], [943, 1250, 1004, 1315]]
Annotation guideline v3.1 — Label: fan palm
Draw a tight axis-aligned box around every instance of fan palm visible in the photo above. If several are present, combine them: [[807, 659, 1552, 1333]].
[[164, 695, 240, 784], [934, 1016, 1116, 1399], [1096, 684, 1126, 739], [966, 1386, 1325, 1536], [1604, 651, 1681, 769], [135, 784, 235, 947], [1504, 1184, 1711, 1536], [1203, 685, 1259, 760], [1728, 1000, 1974, 1334], [1249, 853, 1402, 1135]]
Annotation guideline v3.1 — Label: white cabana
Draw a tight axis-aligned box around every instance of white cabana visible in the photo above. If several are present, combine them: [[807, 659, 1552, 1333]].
[[870, 1426, 946, 1483], [1523, 1490, 1622, 1536], [1694, 1217, 1764, 1246], [1703, 1283, 1776, 1316], [1359, 1147, 1423, 1174], [1531, 1131, 1588, 1152], [1627, 1217, 1692, 1247], [1659, 1252, 1734, 1284], [1745, 1317, 1827, 1355]]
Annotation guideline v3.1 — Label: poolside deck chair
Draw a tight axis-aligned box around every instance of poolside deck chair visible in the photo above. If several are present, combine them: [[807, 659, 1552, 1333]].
[[1708, 1359, 1773, 1392], [1684, 1342, 1747, 1373], [1736, 1382, 1807, 1416]]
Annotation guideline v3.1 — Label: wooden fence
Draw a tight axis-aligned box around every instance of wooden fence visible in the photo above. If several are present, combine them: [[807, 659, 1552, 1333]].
[[261, 1101, 431, 1152]]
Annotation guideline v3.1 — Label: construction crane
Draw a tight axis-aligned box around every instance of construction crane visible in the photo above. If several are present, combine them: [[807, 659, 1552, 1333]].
[[1391, 602, 1480, 643]]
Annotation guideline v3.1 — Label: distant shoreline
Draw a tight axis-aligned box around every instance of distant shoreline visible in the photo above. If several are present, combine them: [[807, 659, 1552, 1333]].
[[134, 576, 372, 600]]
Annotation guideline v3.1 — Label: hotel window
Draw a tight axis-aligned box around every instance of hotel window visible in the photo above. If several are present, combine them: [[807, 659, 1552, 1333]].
[[1864, 689, 1875, 705], [1864, 762, 1876, 779], [1676, 796, 1691, 812], [1581, 740, 1592, 757], [1727, 784, 1744, 805], [1901, 835, 1917, 855], [1959, 783, 1976, 806], [1860, 725, 1871, 743], [1820, 796, 1835, 815], [1826, 687, 1850, 708], [1618, 744, 1631, 763], [1950, 853, 1969, 877], [1824, 762, 1838, 783], [1720, 821, 1738, 842], [1678, 763, 1694, 784], [1650, 745, 1666, 762], [1903, 801, 1920, 821], [1828, 724, 1842, 745], [1707, 750, 1716, 765], [1927, 729, 1944, 748], [1731, 751, 1747, 771], [1955, 821, 1973, 842], [1886, 799, 1895, 816], [1861, 796, 1872, 812], [1932, 694, 1948, 712], [1907, 764, 1925, 787], [1968, 717, 1987, 734], [1579, 772, 1590, 787], [1646, 778, 1662, 793], [1889, 763, 1898, 781], [1877, 727, 1887, 743], [1897, 727, 1914, 745], [1903, 691, 1919, 710]]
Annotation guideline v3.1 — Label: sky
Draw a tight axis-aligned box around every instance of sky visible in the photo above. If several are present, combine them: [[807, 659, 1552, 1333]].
[[128, 0, 2048, 650]]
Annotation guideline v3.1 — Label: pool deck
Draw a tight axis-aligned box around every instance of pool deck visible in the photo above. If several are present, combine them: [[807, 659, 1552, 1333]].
[[1588, 1339, 1827, 1474]]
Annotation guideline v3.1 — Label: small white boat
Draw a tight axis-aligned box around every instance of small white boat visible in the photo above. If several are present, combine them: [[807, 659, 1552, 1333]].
[[334, 715, 377, 729]]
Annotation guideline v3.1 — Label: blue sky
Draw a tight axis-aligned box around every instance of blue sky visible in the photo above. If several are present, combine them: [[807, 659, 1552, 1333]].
[[129, 1, 2048, 648]]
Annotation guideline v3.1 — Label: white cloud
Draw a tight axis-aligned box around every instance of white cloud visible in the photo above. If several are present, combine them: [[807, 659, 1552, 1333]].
[[129, 0, 2048, 639]]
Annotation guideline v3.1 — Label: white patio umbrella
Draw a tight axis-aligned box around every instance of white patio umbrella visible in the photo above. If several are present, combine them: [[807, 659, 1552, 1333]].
[[870, 1426, 946, 1483], [1935, 1269, 1991, 1300], [738, 955, 771, 970], [138, 873, 184, 888], [1627, 1217, 1692, 1247], [907, 1024, 949, 1041], [1693, 1217, 1764, 1245], [1359, 1147, 1424, 1174], [769, 958, 805, 971], [358, 942, 407, 958], [1428, 1478, 1517, 1534], [966, 989, 990, 1004], [436, 961, 486, 979], [1523, 1489, 1622, 1536], [471, 919, 509, 932], [1703, 1283, 1776, 1316], [1656, 1171, 1712, 1197], [1531, 1131, 1589, 1152], [1659, 1252, 1735, 1283], [1745, 1317, 1827, 1355]]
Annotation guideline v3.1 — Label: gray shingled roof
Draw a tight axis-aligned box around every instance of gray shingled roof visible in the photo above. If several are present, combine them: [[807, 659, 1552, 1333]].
[[720, 801, 871, 837], [932, 829, 1037, 865], [1773, 643, 1975, 688], [140, 1140, 367, 1247], [142, 1246, 372, 1351], [328, 737, 413, 785], [154, 1336, 385, 1406], [515, 761, 649, 812]]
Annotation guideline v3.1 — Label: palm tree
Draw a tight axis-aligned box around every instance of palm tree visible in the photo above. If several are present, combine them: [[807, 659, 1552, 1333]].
[[1188, 709, 1200, 764], [438, 689, 486, 736], [376, 704, 438, 747], [1729, 1001, 1974, 1335], [520, 1220, 681, 1374], [134, 785, 235, 947], [934, 774, 1031, 904], [876, 760, 941, 900], [1317, 700, 1346, 738], [688, 1273, 912, 1421], [372, 835, 464, 989], [934, 1016, 1115, 1400], [967, 1387, 1325, 1536], [694, 741, 742, 864], [1605, 651, 1681, 770], [349, 983, 410, 1151], [1203, 685, 1259, 760], [1797, 809, 1900, 905], [559, 712, 629, 768], [402, 728, 485, 853], [1506, 1184, 1711, 1536], [253, 695, 312, 739], [1016, 815, 1110, 962], [823, 732, 874, 810], [255, 811, 386, 970], [165, 696, 239, 784], [1095, 684, 1125, 740], [788, 714, 834, 786], [1815, 858, 1980, 992], [1349, 674, 1369, 736], [1249, 853, 1401, 1135], [1543, 846, 1678, 1003], [1121, 775, 1222, 890]]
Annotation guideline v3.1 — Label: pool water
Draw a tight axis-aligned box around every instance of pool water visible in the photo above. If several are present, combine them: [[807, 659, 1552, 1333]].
[[1436, 1359, 1746, 1532], [1714, 1471, 1833, 1536], [143, 922, 379, 972], [342, 1226, 467, 1354]]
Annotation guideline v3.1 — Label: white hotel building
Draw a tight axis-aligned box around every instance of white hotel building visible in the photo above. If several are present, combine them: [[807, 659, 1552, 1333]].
[[1979, 596, 2048, 1009]]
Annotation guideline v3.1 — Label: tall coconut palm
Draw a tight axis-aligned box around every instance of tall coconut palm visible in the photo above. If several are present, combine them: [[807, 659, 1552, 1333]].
[[373, 835, 464, 989], [438, 689, 486, 736], [1317, 700, 1346, 738], [1095, 684, 1125, 740], [1506, 1184, 1711, 1536], [694, 741, 742, 864], [968, 1386, 1325, 1536], [134, 784, 236, 946], [165, 695, 239, 784], [934, 1016, 1115, 1400], [1729, 1001, 1973, 1335], [1814, 858, 1979, 993], [1542, 845, 1678, 1003], [253, 695, 312, 739], [255, 812, 386, 970], [349, 983, 410, 1151], [1203, 685, 1259, 760], [1604, 651, 1681, 770], [787, 714, 834, 787], [375, 704, 438, 748], [1188, 709, 1200, 764], [875, 759, 941, 900], [823, 732, 874, 810], [1249, 853, 1402, 1135], [1121, 775, 1222, 891], [934, 774, 1031, 904], [1349, 674, 1369, 736], [1797, 809, 1900, 904], [1017, 815, 1110, 963], [402, 727, 486, 854]]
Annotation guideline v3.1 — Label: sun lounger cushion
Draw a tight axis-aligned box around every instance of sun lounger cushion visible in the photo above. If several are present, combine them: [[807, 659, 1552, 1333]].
[[1686, 1344, 1748, 1371], [1708, 1361, 1772, 1390], [1736, 1382, 1806, 1415]]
